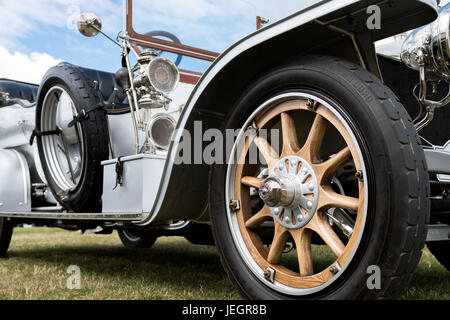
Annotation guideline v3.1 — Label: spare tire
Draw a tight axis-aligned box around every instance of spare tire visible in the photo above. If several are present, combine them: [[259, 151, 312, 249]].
[[35, 63, 109, 212]]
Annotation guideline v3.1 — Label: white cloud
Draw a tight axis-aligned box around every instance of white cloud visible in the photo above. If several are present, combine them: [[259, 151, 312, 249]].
[[0, 0, 121, 49], [0, 0, 68, 48], [0, 0, 320, 78], [0, 46, 61, 84]]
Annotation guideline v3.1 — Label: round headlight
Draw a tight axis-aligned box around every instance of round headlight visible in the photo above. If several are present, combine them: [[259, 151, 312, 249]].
[[146, 57, 179, 94], [430, 9, 450, 79], [149, 114, 176, 150]]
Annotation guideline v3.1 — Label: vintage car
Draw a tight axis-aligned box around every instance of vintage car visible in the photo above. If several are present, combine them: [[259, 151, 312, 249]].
[[0, 0, 449, 299]]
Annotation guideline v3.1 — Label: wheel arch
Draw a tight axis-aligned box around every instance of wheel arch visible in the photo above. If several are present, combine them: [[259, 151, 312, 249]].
[[137, 0, 437, 226]]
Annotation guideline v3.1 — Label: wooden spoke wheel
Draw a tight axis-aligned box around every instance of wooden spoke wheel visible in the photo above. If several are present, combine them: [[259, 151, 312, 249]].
[[209, 55, 429, 299], [229, 96, 366, 294]]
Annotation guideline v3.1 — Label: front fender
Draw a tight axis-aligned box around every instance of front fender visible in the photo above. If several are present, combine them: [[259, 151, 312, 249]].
[[139, 0, 438, 225]]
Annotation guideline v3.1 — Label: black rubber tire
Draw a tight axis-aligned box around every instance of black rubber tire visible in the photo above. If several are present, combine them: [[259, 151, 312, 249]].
[[0, 218, 13, 258], [209, 55, 430, 299], [117, 230, 158, 249], [183, 223, 215, 246], [427, 241, 450, 270], [36, 63, 109, 212]]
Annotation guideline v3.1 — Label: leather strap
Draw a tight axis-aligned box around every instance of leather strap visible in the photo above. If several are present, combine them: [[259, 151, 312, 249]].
[[29, 128, 62, 145], [68, 103, 105, 128]]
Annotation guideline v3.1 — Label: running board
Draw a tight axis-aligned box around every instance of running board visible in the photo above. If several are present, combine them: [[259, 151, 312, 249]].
[[426, 224, 450, 242], [0, 211, 147, 221], [1, 211, 449, 240]]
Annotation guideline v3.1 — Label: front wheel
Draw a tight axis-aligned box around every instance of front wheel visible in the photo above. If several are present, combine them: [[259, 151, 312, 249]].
[[117, 229, 158, 249], [209, 55, 429, 299]]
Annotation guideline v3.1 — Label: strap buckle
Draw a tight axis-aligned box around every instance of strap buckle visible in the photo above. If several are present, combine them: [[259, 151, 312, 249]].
[[113, 157, 124, 190]]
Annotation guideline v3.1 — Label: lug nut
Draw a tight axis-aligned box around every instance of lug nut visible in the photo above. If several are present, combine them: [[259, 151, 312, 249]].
[[329, 266, 339, 274], [355, 170, 364, 181], [329, 262, 341, 275]]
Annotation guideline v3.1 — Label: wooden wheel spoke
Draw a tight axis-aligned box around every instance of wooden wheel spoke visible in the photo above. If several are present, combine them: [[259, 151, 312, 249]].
[[309, 214, 345, 257], [290, 229, 314, 276], [253, 136, 279, 169], [318, 147, 352, 180], [245, 206, 273, 229], [300, 114, 327, 162], [267, 223, 289, 264], [241, 176, 264, 189], [318, 187, 359, 211], [281, 112, 300, 155]]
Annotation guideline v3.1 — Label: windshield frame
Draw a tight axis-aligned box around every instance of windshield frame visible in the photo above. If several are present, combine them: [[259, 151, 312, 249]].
[[124, 0, 220, 62]]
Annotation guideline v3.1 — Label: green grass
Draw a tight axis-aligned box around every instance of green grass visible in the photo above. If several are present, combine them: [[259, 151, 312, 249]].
[[0, 227, 448, 300]]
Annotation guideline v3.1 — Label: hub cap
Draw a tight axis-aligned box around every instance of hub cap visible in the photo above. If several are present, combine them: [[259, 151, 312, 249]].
[[259, 156, 318, 229]]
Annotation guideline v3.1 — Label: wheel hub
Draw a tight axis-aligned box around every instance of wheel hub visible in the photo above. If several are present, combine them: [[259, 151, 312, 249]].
[[259, 156, 319, 229]]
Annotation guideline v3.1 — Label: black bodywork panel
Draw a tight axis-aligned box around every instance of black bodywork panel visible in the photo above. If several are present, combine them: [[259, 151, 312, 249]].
[[0, 79, 38, 105]]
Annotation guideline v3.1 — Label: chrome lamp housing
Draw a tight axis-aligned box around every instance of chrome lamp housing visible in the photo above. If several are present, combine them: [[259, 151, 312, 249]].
[[130, 50, 180, 152], [401, 4, 450, 81], [133, 50, 179, 110], [148, 113, 177, 150], [400, 3, 450, 130]]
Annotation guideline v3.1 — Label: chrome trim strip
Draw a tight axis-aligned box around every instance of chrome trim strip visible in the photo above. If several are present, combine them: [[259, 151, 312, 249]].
[[0, 211, 147, 221]]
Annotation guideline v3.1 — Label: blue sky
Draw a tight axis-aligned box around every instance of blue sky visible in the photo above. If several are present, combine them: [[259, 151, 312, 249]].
[[0, 0, 318, 83]]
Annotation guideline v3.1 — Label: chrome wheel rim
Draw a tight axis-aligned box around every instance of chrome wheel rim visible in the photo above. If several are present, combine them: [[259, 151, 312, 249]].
[[225, 92, 369, 296], [41, 86, 85, 192]]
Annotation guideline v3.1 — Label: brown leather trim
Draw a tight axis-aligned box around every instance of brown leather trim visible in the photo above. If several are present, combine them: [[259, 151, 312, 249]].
[[180, 73, 200, 85], [179, 68, 203, 76]]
